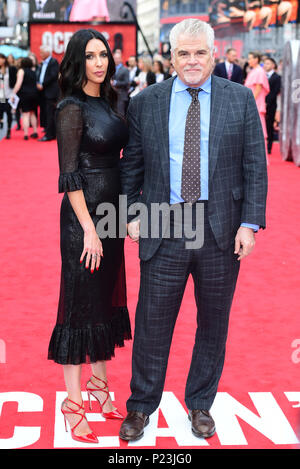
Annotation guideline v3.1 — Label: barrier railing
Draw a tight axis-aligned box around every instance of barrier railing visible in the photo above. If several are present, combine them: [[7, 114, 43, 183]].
[[280, 39, 300, 167]]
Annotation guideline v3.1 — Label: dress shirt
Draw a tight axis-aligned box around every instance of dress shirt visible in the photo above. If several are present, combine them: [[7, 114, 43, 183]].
[[169, 75, 210, 204], [35, 0, 47, 10], [39, 55, 52, 85], [169, 75, 259, 232], [129, 66, 138, 82], [0, 69, 13, 100], [225, 60, 233, 79]]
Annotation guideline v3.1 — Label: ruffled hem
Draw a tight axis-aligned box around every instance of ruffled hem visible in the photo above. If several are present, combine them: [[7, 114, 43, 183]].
[[58, 171, 88, 193], [48, 306, 132, 365]]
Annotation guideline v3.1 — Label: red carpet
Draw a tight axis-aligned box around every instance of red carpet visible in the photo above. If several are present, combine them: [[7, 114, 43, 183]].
[[0, 126, 299, 449]]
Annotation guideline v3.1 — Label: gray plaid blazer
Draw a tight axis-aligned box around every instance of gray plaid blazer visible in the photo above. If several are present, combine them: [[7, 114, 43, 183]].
[[120, 75, 268, 261]]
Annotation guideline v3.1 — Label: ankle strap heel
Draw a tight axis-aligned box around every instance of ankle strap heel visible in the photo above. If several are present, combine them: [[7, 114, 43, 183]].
[[86, 375, 123, 420], [61, 398, 98, 443]]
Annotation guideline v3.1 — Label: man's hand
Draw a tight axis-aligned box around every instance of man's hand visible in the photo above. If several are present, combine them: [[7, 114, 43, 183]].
[[234, 226, 256, 261], [127, 220, 140, 243], [37, 83, 43, 91]]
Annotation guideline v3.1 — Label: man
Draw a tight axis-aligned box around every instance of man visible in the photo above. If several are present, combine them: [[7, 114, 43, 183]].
[[37, 45, 59, 141], [264, 57, 281, 154], [112, 50, 130, 116], [213, 47, 243, 84], [127, 55, 140, 96], [119, 19, 267, 441], [162, 56, 172, 80], [30, 0, 60, 20]]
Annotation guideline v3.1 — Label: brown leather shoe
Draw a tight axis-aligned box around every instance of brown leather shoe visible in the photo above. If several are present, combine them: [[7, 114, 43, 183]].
[[119, 411, 149, 441], [188, 410, 216, 438]]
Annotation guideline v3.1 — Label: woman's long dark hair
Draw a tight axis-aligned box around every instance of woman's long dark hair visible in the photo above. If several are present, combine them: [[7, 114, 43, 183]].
[[0, 53, 8, 68], [59, 29, 117, 111]]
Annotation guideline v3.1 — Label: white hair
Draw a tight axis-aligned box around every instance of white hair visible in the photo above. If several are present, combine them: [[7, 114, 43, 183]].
[[40, 44, 52, 54], [169, 18, 215, 54]]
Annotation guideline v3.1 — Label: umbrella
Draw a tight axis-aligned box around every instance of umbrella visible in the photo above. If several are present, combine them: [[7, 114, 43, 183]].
[[0, 45, 28, 59]]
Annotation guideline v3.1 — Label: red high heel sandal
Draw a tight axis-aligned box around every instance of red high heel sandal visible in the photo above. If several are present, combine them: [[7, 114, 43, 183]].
[[86, 375, 123, 420], [61, 398, 98, 444]]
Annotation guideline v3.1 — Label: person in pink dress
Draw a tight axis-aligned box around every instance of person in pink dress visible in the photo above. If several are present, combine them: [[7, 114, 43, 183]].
[[244, 51, 270, 162], [69, 0, 110, 22]]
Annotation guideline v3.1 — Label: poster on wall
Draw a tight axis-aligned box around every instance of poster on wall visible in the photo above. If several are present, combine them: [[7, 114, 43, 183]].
[[29, 0, 137, 23], [29, 21, 137, 62], [2, 0, 29, 27], [208, 0, 299, 33]]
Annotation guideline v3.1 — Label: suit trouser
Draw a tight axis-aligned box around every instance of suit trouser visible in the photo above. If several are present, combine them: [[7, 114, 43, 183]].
[[44, 98, 57, 138], [266, 105, 276, 154], [126, 202, 240, 416], [39, 94, 47, 128], [0, 101, 13, 130]]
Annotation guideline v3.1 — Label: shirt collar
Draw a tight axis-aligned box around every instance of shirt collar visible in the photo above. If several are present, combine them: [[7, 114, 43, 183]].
[[174, 75, 211, 94], [43, 55, 52, 64]]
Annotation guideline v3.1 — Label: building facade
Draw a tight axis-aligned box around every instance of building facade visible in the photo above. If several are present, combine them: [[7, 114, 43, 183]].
[[136, 0, 160, 55]]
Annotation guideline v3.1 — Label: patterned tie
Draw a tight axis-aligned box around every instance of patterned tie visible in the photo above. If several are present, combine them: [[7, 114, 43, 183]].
[[181, 87, 201, 204]]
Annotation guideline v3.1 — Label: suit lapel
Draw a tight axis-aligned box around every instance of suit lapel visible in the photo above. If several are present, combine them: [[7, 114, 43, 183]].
[[153, 77, 175, 196], [209, 75, 230, 184], [232, 63, 237, 80], [222, 62, 227, 78]]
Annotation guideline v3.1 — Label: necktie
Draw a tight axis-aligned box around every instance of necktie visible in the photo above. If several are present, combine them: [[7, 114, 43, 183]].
[[181, 88, 201, 204], [228, 63, 233, 80]]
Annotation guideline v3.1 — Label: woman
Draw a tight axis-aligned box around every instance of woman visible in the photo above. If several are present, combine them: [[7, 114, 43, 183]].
[[244, 0, 261, 29], [28, 52, 40, 122], [244, 51, 270, 161], [277, 0, 293, 24], [69, 0, 110, 22], [47, 29, 131, 444], [7, 54, 15, 67], [130, 56, 155, 97], [28, 52, 40, 80], [153, 60, 165, 83], [0, 53, 16, 139], [12, 57, 39, 140]]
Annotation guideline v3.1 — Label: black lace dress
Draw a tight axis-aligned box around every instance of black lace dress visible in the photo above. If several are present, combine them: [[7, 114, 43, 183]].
[[48, 94, 131, 365]]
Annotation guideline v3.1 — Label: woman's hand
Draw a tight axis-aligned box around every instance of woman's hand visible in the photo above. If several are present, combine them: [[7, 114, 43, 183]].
[[127, 220, 140, 243], [80, 228, 103, 272], [66, 190, 103, 272]]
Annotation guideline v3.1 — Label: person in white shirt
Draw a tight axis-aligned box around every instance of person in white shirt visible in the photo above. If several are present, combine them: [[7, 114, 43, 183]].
[[127, 55, 140, 95], [0, 53, 16, 139], [153, 60, 165, 83]]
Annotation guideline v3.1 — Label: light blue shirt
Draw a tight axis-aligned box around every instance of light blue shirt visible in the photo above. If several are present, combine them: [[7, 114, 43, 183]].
[[168, 76, 259, 232], [39, 55, 52, 85]]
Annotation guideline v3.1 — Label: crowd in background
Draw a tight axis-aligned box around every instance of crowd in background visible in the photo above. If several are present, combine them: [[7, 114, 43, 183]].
[[213, 48, 282, 155], [0, 45, 59, 142], [0, 44, 281, 155]]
